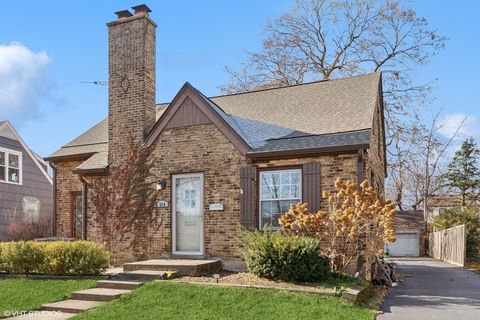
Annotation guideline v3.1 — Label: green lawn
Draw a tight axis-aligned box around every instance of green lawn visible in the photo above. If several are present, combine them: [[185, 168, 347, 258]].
[[74, 282, 374, 320], [0, 278, 97, 318]]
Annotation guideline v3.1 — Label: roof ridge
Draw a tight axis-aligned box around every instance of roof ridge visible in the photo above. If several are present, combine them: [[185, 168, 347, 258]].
[[155, 72, 380, 105]]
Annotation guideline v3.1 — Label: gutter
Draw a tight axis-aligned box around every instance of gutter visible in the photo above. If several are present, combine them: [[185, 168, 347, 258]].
[[44, 152, 97, 162], [72, 167, 109, 175], [246, 144, 370, 160]]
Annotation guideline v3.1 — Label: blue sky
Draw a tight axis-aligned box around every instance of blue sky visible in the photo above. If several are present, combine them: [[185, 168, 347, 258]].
[[0, 0, 478, 157]]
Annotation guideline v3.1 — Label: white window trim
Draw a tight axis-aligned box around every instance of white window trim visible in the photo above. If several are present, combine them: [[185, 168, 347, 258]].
[[259, 168, 302, 230], [0, 147, 23, 185]]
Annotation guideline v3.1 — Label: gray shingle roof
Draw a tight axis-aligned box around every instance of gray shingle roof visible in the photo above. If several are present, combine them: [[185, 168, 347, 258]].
[[209, 72, 380, 135], [250, 129, 371, 154], [47, 72, 380, 168], [46, 120, 108, 160], [74, 152, 108, 172]]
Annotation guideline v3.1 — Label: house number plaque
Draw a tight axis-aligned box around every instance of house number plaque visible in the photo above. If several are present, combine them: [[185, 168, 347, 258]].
[[155, 200, 168, 208], [209, 203, 224, 211]]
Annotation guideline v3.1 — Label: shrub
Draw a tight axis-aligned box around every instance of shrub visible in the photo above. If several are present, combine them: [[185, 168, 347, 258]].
[[432, 207, 480, 259], [7, 219, 51, 241], [239, 229, 330, 282], [0, 241, 46, 274], [44, 241, 111, 276], [0, 241, 110, 276], [279, 178, 396, 275]]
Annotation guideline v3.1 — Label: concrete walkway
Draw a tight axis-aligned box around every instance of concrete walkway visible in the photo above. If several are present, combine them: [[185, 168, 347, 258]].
[[378, 257, 480, 320]]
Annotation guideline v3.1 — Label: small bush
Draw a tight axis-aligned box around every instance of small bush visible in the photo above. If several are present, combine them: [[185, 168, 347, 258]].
[[239, 229, 330, 282], [44, 241, 111, 276], [7, 219, 51, 241], [0, 241, 110, 276], [0, 241, 46, 274]]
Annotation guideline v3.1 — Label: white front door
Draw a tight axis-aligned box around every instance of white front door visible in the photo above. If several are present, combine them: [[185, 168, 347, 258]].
[[172, 173, 204, 255]]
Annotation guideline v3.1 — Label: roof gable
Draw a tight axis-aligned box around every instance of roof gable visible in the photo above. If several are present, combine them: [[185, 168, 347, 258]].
[[145, 83, 251, 155], [0, 121, 52, 184]]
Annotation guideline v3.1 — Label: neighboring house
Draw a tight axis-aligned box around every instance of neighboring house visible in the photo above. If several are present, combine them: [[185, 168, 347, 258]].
[[387, 210, 425, 257], [45, 5, 386, 270], [0, 121, 53, 240], [426, 195, 480, 221]]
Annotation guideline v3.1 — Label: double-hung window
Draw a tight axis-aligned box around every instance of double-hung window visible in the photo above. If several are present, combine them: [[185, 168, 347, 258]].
[[0, 147, 22, 185], [259, 169, 301, 230]]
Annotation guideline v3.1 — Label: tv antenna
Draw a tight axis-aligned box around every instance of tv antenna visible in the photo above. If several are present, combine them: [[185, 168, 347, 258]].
[[80, 81, 107, 86]]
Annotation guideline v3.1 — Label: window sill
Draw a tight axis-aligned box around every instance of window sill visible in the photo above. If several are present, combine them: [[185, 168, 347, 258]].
[[0, 180, 22, 186]]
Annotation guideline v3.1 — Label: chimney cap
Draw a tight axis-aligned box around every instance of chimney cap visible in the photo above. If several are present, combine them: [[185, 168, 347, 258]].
[[131, 4, 152, 15], [115, 10, 133, 19]]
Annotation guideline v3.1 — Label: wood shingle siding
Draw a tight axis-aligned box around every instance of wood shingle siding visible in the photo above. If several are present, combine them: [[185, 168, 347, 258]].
[[302, 162, 321, 212], [240, 165, 256, 230], [0, 135, 53, 240]]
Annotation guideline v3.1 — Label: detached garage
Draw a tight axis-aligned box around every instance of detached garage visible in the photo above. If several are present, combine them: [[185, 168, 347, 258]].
[[387, 210, 425, 257]]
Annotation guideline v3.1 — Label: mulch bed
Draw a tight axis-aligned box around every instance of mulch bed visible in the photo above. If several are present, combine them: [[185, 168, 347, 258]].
[[172, 271, 336, 294]]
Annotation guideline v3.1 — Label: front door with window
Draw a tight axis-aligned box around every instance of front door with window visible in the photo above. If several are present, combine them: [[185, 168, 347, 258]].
[[72, 192, 83, 240], [172, 173, 204, 255]]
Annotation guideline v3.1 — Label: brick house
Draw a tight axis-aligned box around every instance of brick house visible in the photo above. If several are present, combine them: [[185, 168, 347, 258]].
[[45, 5, 386, 270]]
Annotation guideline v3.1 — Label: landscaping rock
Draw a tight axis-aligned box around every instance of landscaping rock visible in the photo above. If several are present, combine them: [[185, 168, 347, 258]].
[[341, 284, 372, 304]]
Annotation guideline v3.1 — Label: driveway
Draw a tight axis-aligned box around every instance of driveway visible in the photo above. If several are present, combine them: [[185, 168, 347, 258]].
[[377, 257, 480, 320]]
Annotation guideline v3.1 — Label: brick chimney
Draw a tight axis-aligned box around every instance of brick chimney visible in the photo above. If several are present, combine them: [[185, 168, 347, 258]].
[[107, 4, 156, 164]]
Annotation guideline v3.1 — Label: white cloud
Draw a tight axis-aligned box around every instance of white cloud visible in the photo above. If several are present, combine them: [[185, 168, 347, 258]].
[[437, 113, 480, 141], [0, 42, 51, 124]]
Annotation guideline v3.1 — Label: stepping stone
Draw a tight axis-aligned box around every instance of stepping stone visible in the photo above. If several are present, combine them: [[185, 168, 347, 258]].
[[71, 288, 131, 302], [97, 279, 145, 290], [117, 270, 173, 281], [41, 299, 105, 314], [4, 311, 76, 319]]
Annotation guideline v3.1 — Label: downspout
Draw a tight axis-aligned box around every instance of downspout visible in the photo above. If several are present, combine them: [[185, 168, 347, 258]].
[[49, 162, 57, 237], [356, 148, 365, 275], [357, 149, 365, 188], [79, 175, 88, 240]]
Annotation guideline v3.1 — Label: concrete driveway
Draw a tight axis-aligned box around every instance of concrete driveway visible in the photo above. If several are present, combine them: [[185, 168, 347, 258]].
[[377, 257, 480, 320]]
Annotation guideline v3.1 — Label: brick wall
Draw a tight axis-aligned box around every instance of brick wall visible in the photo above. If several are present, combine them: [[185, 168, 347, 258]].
[[149, 123, 249, 264], [53, 160, 84, 237], [254, 153, 358, 211], [365, 96, 386, 196], [107, 14, 156, 165]]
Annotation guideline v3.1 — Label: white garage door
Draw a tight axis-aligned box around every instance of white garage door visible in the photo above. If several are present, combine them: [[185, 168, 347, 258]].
[[388, 233, 419, 257]]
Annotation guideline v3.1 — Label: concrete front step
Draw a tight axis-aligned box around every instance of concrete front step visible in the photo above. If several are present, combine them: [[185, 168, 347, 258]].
[[41, 299, 105, 314], [117, 270, 177, 281], [97, 279, 145, 290], [71, 288, 131, 302], [123, 259, 222, 276]]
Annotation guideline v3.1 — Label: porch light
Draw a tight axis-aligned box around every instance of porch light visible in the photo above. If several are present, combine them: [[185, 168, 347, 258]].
[[156, 179, 167, 191]]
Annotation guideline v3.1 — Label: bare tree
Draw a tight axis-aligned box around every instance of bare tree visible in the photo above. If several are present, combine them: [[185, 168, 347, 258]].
[[221, 0, 444, 108], [386, 111, 465, 216], [220, 0, 446, 207]]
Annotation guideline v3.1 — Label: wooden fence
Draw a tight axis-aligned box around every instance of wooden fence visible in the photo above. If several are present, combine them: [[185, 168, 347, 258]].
[[429, 224, 466, 266]]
